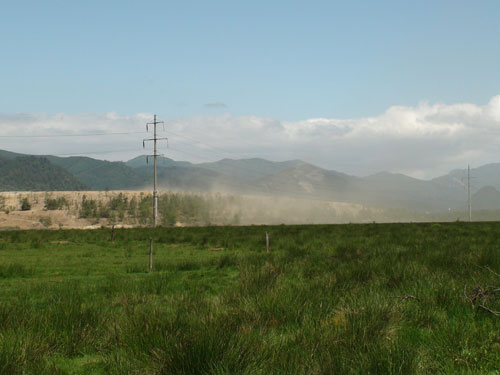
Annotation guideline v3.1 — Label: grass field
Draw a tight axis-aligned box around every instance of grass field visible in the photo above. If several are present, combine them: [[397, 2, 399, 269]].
[[2, 223, 500, 374]]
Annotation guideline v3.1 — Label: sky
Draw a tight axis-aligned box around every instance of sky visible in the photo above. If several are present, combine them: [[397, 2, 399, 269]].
[[0, 0, 499, 178]]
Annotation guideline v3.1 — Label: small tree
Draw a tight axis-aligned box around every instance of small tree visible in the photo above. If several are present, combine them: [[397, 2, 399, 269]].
[[128, 197, 137, 218], [162, 209, 177, 227], [20, 198, 31, 211], [44, 196, 68, 210], [138, 195, 152, 225], [79, 195, 97, 218]]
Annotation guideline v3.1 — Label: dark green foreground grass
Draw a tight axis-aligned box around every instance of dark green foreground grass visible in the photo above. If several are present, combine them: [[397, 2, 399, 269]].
[[1, 223, 500, 374]]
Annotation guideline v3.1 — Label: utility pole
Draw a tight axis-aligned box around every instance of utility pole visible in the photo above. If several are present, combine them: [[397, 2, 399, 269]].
[[468, 164, 471, 222], [143, 114, 167, 227]]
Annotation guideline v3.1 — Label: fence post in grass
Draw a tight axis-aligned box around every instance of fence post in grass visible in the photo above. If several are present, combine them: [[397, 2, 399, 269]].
[[111, 225, 115, 242], [266, 232, 270, 253], [149, 238, 153, 272]]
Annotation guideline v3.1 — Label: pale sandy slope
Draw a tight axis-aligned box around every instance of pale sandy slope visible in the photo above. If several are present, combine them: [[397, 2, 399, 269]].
[[0, 191, 142, 230]]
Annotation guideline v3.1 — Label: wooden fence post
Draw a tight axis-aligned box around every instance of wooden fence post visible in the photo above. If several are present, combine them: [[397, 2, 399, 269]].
[[149, 238, 153, 272], [111, 225, 115, 242], [266, 232, 269, 253]]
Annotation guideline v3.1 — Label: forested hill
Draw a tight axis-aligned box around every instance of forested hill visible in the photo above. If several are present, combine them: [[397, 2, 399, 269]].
[[45, 155, 148, 191], [4, 148, 500, 213], [0, 156, 88, 191]]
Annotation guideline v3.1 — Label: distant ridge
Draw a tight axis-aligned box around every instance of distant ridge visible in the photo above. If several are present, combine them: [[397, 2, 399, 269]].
[[0, 149, 25, 160], [0, 155, 87, 191], [2, 148, 500, 213], [472, 186, 500, 210], [197, 158, 303, 181], [46, 155, 147, 191], [126, 155, 193, 169]]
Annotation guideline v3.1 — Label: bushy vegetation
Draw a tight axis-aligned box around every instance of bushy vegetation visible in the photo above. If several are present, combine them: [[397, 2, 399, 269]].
[[76, 192, 240, 226], [79, 195, 98, 219], [158, 193, 210, 226], [38, 216, 52, 227], [1, 222, 500, 374], [44, 196, 69, 210], [20, 197, 31, 211]]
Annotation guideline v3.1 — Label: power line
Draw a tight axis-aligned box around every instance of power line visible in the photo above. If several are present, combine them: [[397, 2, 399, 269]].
[[4, 131, 337, 195], [166, 146, 352, 202], [50, 149, 142, 156], [2, 135, 358, 205], [5, 148, 143, 157], [2, 123, 348, 200], [164, 129, 257, 160], [0, 131, 146, 138], [1, 120, 299, 168], [45, 144, 336, 202]]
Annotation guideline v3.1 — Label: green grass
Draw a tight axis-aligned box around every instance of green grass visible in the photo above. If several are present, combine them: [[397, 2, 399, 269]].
[[2, 223, 500, 374]]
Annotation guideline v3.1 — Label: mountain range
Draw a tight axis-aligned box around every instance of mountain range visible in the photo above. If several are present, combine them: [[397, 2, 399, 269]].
[[1, 148, 500, 212]]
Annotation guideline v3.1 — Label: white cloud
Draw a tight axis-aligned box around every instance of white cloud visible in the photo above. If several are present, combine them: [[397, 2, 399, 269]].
[[1, 95, 500, 179]]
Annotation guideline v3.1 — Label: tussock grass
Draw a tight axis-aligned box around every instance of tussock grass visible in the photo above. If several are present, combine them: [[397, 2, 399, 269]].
[[0, 263, 34, 278], [2, 223, 500, 373]]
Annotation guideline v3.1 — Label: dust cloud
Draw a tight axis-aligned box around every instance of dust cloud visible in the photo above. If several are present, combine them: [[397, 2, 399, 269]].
[[0, 190, 495, 230]]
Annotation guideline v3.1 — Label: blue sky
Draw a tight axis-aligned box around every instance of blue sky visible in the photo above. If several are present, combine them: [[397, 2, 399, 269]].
[[1, 1, 500, 178], [1, 0, 499, 120]]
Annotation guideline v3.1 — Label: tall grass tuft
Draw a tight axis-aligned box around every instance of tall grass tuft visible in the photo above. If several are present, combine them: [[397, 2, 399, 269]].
[[0, 263, 33, 278]]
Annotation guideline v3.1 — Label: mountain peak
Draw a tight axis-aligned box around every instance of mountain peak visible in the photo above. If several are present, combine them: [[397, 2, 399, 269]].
[[126, 155, 192, 169]]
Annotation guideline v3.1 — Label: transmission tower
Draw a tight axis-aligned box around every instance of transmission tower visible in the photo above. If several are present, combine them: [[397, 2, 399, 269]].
[[461, 165, 475, 222], [467, 165, 472, 222], [143, 114, 168, 227]]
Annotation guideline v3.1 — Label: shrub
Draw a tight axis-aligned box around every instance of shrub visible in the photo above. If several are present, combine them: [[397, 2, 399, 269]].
[[20, 198, 31, 211], [79, 195, 98, 218], [44, 196, 68, 210], [39, 216, 52, 228]]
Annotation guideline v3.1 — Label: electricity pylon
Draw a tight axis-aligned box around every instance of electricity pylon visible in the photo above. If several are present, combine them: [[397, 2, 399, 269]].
[[143, 114, 168, 227]]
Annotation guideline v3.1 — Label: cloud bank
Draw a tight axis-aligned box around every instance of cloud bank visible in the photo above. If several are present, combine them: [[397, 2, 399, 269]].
[[1, 95, 500, 179]]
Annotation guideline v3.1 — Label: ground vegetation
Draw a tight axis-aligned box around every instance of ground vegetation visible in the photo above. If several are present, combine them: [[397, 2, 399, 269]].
[[1, 223, 500, 373]]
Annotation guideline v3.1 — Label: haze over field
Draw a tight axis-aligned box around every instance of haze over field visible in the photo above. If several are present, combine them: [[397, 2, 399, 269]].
[[4, 149, 500, 229]]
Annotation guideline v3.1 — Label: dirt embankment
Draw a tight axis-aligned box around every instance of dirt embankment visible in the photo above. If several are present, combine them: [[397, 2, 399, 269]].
[[0, 191, 143, 230]]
